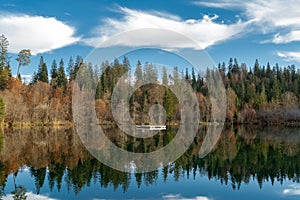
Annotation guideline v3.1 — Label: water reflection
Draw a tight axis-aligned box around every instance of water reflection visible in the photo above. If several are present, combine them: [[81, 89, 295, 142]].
[[0, 126, 299, 199]]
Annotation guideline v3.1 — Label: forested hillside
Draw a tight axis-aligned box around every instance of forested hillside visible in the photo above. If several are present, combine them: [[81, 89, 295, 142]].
[[1, 35, 300, 126]]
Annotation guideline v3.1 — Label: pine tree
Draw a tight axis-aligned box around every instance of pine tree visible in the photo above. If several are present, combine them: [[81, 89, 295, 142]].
[[135, 60, 143, 86], [232, 58, 239, 74], [162, 66, 168, 86], [260, 83, 267, 103], [72, 55, 83, 81], [122, 56, 130, 70], [16, 49, 31, 80], [50, 60, 58, 88], [67, 56, 74, 81], [172, 66, 179, 86], [50, 60, 58, 80], [95, 81, 103, 99], [100, 61, 109, 92], [185, 68, 190, 80], [228, 58, 233, 74], [191, 67, 196, 90], [57, 59, 67, 90], [34, 56, 49, 83], [30, 72, 38, 85], [163, 89, 176, 122], [254, 59, 260, 77]]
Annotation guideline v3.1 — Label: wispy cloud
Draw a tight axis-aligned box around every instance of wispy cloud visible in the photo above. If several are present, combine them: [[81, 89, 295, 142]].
[[0, 14, 80, 55], [283, 184, 300, 196], [193, 0, 242, 9], [194, 0, 300, 62], [278, 51, 300, 63], [2, 3, 16, 7], [83, 7, 246, 50], [264, 31, 300, 44], [194, 0, 300, 34], [162, 194, 212, 200]]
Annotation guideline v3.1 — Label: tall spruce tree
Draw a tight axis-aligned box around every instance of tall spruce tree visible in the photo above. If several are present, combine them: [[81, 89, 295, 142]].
[[37, 56, 48, 83], [57, 59, 67, 90]]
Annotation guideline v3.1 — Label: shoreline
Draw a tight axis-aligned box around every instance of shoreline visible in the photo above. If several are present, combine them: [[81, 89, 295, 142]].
[[2, 120, 300, 129]]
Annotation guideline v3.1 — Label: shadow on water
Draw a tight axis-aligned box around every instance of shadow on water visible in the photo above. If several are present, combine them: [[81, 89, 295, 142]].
[[0, 126, 299, 198]]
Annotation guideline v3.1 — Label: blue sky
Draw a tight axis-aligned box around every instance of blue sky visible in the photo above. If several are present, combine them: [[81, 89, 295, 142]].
[[1, 0, 300, 78]]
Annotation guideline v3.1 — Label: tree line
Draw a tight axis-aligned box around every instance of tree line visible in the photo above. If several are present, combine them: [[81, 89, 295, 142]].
[[1, 34, 300, 125]]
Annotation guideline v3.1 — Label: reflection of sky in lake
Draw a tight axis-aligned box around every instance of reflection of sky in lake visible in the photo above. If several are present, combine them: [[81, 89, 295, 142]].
[[3, 166, 300, 200], [3, 192, 58, 200]]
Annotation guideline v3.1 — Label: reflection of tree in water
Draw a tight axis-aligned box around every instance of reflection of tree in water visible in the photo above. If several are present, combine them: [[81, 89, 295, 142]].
[[30, 167, 46, 195], [11, 185, 27, 200], [12, 171, 27, 200], [0, 127, 300, 194]]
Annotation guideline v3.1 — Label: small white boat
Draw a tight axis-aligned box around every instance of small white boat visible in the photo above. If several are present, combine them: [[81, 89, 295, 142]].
[[136, 125, 166, 130]]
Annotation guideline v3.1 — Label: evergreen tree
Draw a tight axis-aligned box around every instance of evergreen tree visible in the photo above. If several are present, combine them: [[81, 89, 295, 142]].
[[228, 58, 233, 74], [163, 89, 176, 122], [162, 66, 168, 86], [260, 83, 267, 103], [57, 59, 67, 90], [144, 63, 158, 83], [122, 56, 130, 70], [135, 60, 143, 86], [36, 56, 48, 83], [30, 167, 46, 195], [271, 77, 280, 101], [185, 68, 190, 80], [254, 59, 260, 77], [95, 81, 103, 99], [30, 72, 38, 85], [172, 66, 179, 86], [191, 67, 196, 90], [232, 58, 239, 74], [100, 61, 109, 92], [67, 56, 74, 81], [50, 60, 58, 80], [71, 55, 83, 81], [50, 60, 58, 88]]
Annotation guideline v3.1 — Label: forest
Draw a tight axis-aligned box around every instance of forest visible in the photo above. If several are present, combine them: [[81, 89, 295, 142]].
[[1, 34, 300, 126]]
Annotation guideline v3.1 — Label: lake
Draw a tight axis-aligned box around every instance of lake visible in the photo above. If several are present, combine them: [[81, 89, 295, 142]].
[[0, 126, 300, 200]]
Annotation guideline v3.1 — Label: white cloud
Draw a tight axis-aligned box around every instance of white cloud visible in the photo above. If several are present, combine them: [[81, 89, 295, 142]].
[[278, 51, 300, 62], [83, 7, 246, 50], [194, 0, 300, 40], [0, 14, 80, 55], [266, 31, 300, 44], [193, 0, 242, 9], [3, 192, 59, 200], [283, 184, 300, 196], [162, 194, 212, 200]]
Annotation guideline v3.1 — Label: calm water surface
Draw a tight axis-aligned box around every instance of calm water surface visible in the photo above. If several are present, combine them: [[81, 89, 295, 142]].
[[0, 126, 300, 200]]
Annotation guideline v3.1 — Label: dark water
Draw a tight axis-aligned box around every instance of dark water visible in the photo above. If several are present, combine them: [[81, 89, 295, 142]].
[[0, 126, 300, 200]]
